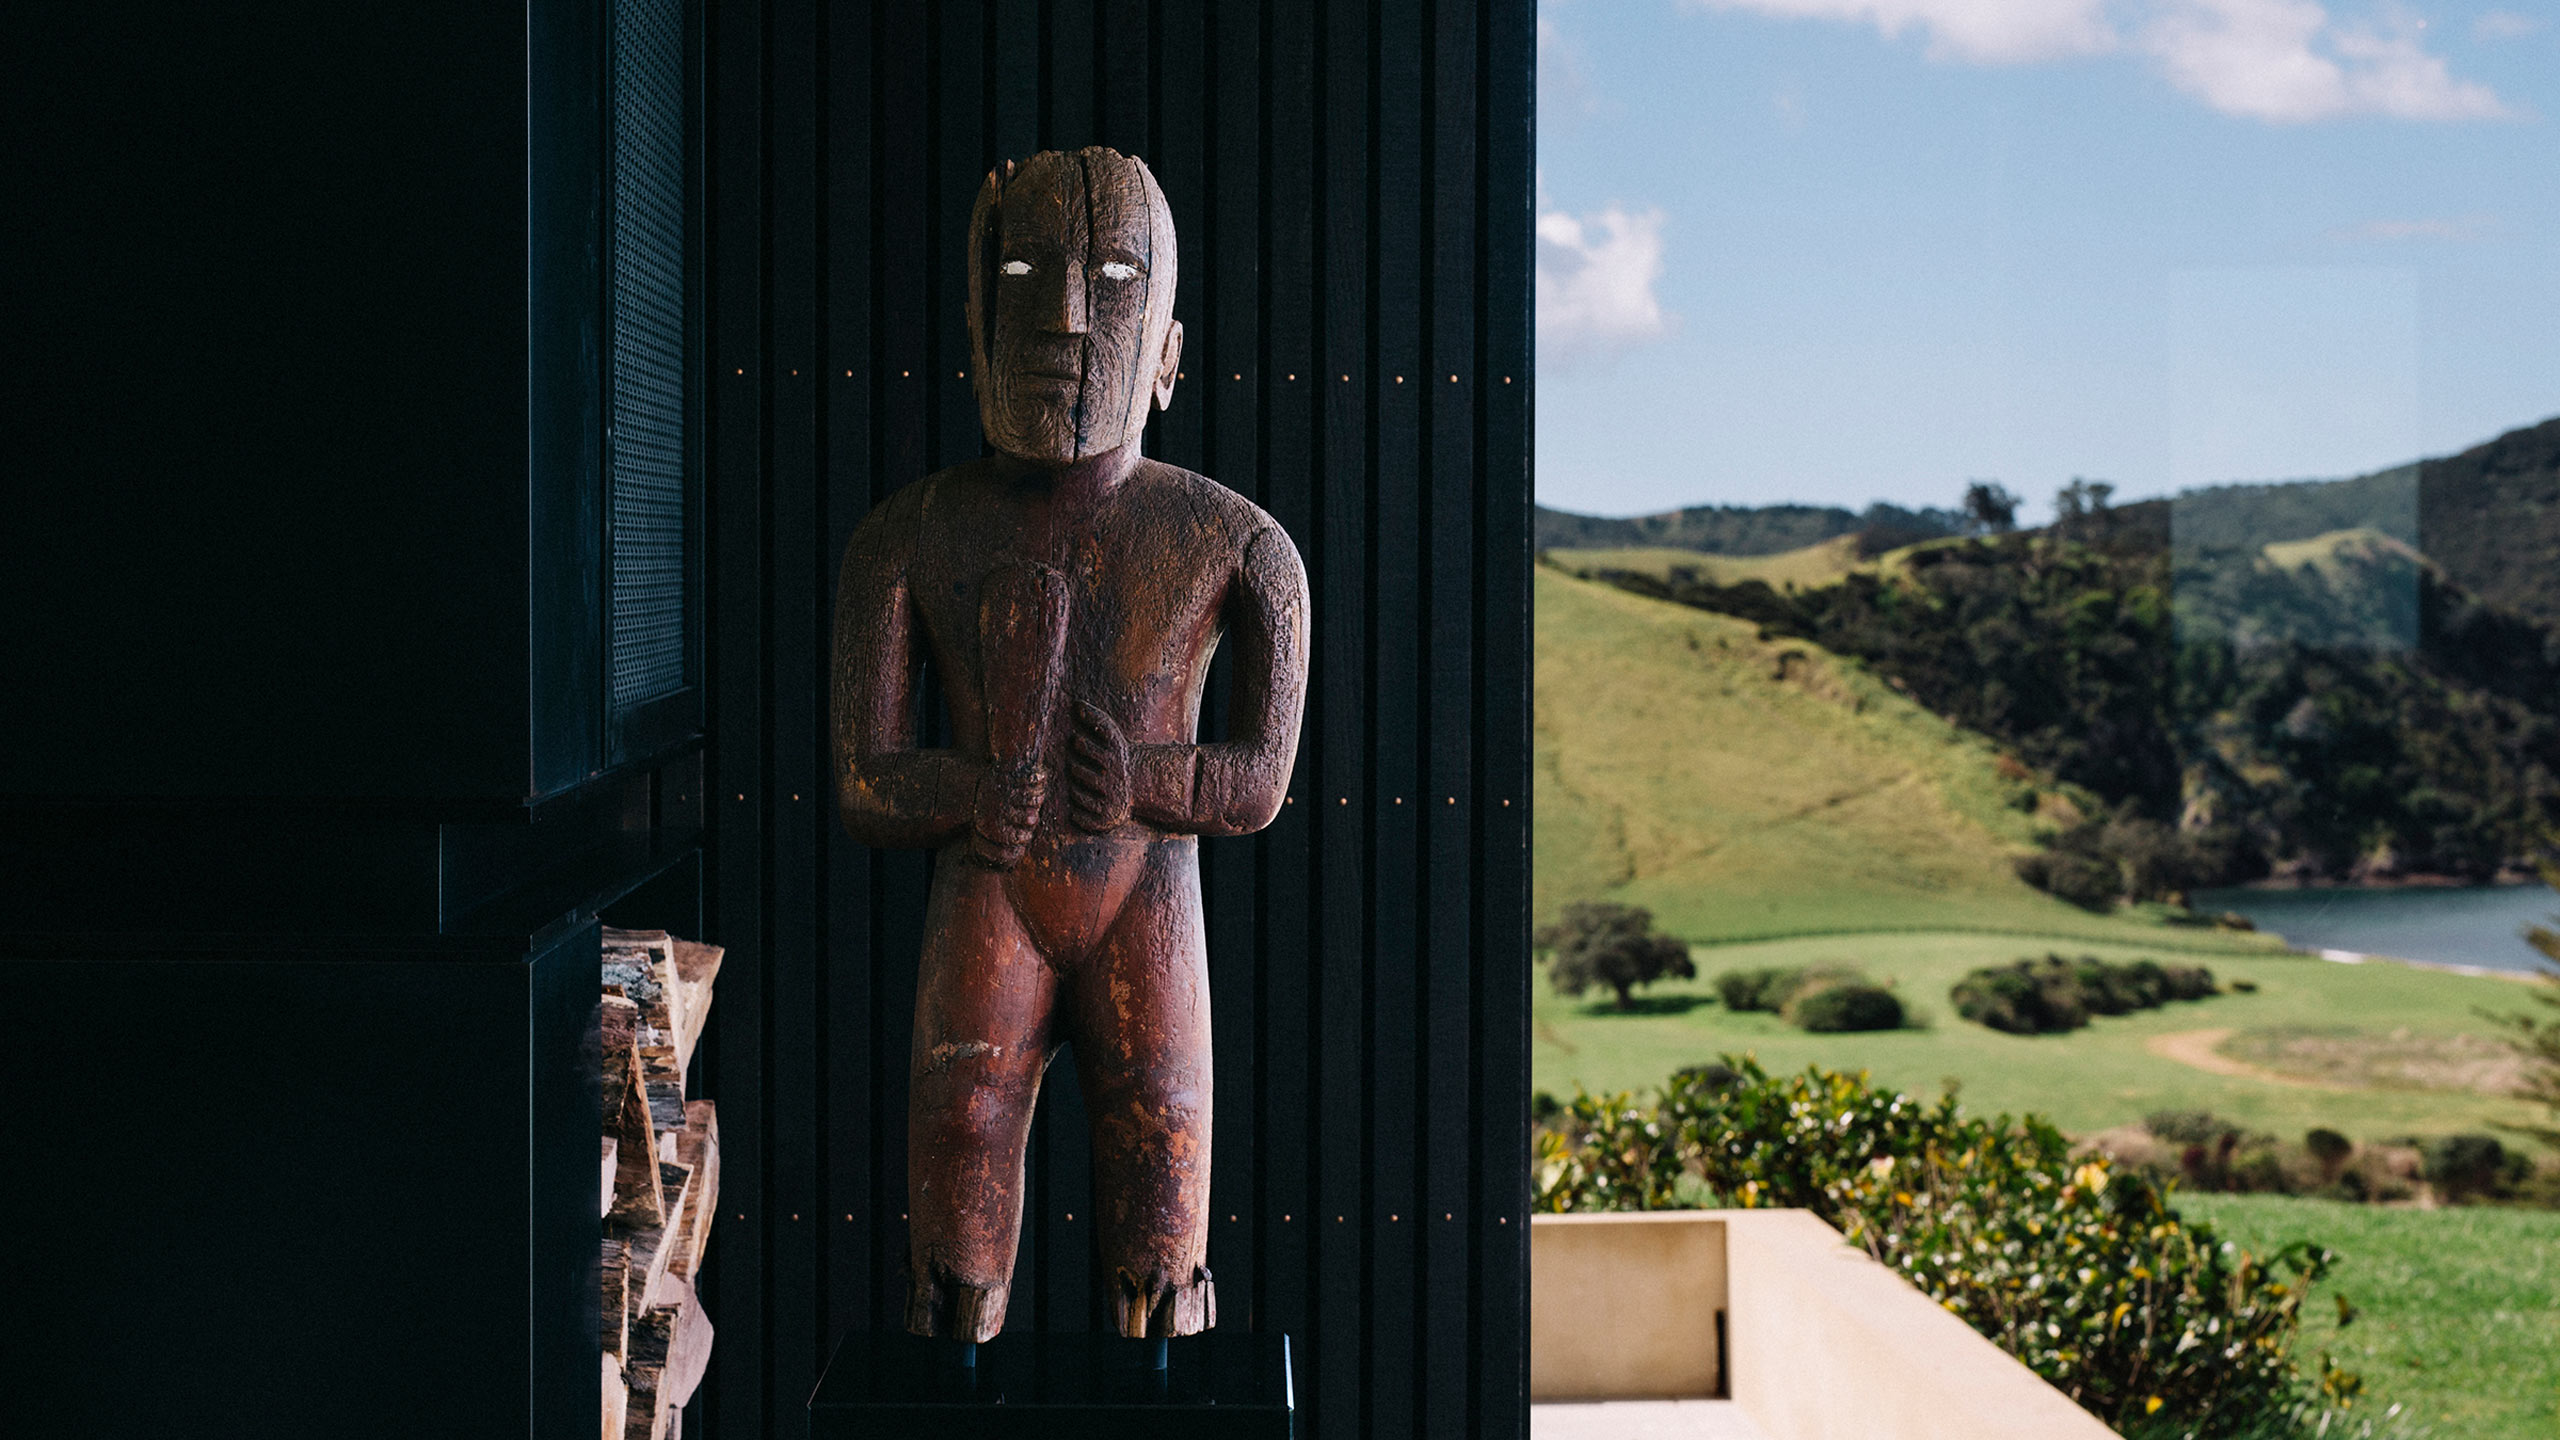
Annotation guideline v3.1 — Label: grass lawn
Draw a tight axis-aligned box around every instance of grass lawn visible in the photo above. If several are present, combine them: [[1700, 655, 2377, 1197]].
[[1532, 931, 2551, 1141], [2171, 1193, 2560, 1440]]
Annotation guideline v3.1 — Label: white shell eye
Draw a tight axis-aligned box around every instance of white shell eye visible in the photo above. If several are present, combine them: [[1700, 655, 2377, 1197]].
[[1001, 259, 1032, 276], [1100, 261, 1138, 281]]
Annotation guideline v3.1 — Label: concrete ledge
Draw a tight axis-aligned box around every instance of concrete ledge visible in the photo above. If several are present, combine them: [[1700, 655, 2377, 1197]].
[[1532, 1210, 2115, 1440]]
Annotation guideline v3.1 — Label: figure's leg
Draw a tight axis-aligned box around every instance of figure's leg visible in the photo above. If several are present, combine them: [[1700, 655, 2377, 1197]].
[[906, 859, 1059, 1341], [1067, 838, 1216, 1338]]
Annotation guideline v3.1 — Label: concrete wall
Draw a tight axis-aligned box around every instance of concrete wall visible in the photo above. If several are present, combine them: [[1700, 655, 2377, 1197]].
[[1531, 1211, 2115, 1440], [1530, 1212, 1728, 1399]]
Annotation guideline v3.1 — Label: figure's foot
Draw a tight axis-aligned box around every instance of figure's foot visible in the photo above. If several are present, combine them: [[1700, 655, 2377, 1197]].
[[1109, 1264, 1215, 1338], [906, 1268, 1008, 1343]]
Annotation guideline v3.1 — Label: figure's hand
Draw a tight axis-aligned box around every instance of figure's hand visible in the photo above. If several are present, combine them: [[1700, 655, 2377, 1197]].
[[1067, 699, 1132, 833], [970, 762, 1047, 868]]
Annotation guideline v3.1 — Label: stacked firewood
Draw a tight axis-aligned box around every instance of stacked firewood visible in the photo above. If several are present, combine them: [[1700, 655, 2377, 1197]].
[[600, 928, 722, 1440]]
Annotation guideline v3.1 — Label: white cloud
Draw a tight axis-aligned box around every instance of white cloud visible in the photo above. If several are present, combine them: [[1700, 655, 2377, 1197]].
[[1683, 0, 2116, 63], [2474, 10, 2540, 38], [1685, 0, 2512, 122], [1537, 203, 1674, 364], [2143, 0, 2511, 121]]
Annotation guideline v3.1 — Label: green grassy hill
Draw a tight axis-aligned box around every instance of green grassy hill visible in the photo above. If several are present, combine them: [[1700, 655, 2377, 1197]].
[[1534, 564, 2265, 948]]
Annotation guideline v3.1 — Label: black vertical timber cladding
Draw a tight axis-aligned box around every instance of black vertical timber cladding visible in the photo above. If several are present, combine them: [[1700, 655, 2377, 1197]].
[[700, 5, 1531, 1436], [705, 0, 764, 1435]]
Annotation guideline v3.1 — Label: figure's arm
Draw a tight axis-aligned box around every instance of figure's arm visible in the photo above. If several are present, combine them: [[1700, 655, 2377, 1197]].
[[830, 501, 993, 850], [1127, 525, 1310, 837]]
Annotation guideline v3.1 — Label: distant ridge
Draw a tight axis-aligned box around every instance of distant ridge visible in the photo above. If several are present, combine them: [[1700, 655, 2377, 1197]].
[[2418, 416, 2560, 626], [1539, 415, 2560, 619], [1533, 500, 1963, 557], [2168, 415, 2560, 626]]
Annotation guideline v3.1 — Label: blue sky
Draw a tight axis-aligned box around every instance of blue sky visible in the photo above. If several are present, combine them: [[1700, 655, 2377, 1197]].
[[1534, 0, 2560, 523]]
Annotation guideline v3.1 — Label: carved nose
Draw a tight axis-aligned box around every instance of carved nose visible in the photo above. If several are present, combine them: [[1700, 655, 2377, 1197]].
[[1039, 263, 1087, 335]]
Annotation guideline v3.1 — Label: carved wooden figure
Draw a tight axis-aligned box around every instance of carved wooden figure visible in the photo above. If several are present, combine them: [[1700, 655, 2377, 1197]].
[[831, 148, 1310, 1344]]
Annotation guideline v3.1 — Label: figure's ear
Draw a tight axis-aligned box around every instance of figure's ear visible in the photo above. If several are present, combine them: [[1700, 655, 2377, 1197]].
[[1153, 320, 1184, 412]]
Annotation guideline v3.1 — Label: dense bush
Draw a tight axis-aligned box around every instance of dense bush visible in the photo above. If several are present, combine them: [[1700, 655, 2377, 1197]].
[[1535, 902, 1696, 1009], [2017, 813, 2244, 909], [1788, 982, 1905, 1032], [2421, 1134, 2529, 1202], [1714, 965, 1831, 1012], [1953, 955, 2216, 1034], [2015, 849, 2127, 911], [1532, 1058, 2358, 1436], [1714, 964, 1906, 1032]]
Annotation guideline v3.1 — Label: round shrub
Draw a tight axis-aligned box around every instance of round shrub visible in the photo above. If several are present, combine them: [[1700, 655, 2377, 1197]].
[[1953, 955, 2215, 1035], [2304, 1128, 2353, 1167], [1714, 963, 1862, 1015], [2014, 850, 2120, 910], [1713, 966, 1793, 1012], [2423, 1133, 2508, 1200], [1787, 982, 1905, 1032], [1951, 958, 2089, 1034]]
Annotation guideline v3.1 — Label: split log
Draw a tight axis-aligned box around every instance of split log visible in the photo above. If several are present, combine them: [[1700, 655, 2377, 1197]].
[[601, 1136, 618, 1219], [601, 1236, 632, 1367], [667, 1101, 720, 1280], [625, 1160, 692, 1321], [640, 1047, 687, 1127], [602, 928, 681, 1040], [660, 1274, 715, 1409], [604, 996, 664, 1229], [623, 1301, 675, 1440], [602, 1351, 628, 1440], [669, 938, 723, 1072]]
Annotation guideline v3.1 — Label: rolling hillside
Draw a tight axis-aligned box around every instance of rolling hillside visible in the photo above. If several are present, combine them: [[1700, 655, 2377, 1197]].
[[1533, 565, 2266, 948]]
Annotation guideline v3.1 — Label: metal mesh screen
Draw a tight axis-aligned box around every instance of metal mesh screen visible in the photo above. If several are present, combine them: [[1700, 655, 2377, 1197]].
[[607, 0, 688, 711]]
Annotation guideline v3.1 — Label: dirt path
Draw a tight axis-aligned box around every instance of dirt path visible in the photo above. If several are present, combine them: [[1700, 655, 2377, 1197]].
[[2144, 1027, 2347, 1090]]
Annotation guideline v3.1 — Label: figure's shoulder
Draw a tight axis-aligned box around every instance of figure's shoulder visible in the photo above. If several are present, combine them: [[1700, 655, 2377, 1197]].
[[1129, 460, 1289, 546], [847, 460, 1006, 551]]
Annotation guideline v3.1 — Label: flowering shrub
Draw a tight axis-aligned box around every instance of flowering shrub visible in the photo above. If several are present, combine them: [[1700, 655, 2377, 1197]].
[[1533, 1058, 2364, 1438]]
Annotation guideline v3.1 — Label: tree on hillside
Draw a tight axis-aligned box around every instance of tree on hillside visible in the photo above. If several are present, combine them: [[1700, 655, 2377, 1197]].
[[2491, 867, 2560, 1150], [1535, 902, 1696, 1010], [2053, 478, 2119, 544], [1961, 481, 2019, 535]]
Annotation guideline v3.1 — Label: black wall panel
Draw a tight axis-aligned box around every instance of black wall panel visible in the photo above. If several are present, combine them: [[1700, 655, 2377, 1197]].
[[698, 5, 1532, 1436]]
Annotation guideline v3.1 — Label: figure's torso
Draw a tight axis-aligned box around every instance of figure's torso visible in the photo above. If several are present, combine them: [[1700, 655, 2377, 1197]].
[[900, 456, 1269, 761]]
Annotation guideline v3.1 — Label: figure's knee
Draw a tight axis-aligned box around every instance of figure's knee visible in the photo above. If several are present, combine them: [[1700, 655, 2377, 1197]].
[[909, 1055, 1045, 1154]]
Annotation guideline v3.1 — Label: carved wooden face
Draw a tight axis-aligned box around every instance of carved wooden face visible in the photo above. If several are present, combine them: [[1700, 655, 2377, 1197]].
[[968, 149, 1182, 465]]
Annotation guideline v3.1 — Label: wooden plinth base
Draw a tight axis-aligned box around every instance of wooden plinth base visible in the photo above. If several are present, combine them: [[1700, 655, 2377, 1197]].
[[808, 1330, 1293, 1439]]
